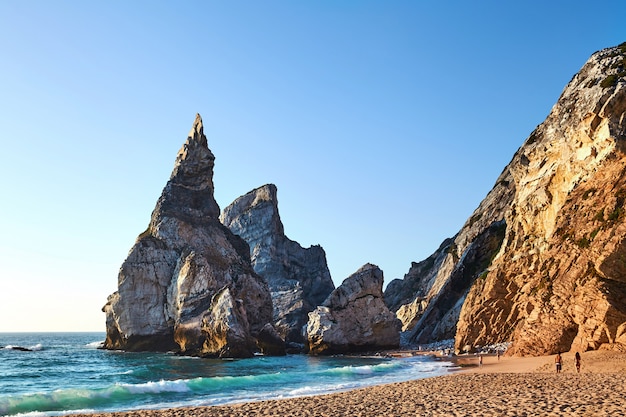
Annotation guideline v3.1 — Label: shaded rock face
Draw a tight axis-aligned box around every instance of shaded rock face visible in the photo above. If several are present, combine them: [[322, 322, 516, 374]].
[[102, 114, 275, 358], [256, 323, 287, 356], [384, 222, 507, 344], [384, 238, 454, 332], [221, 184, 335, 344], [306, 264, 401, 354], [388, 43, 626, 356], [409, 222, 507, 344]]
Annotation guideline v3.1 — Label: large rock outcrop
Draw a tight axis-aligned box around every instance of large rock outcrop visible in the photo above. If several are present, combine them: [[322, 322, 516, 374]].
[[306, 264, 401, 354], [386, 42, 626, 356], [102, 114, 276, 358], [221, 184, 335, 345]]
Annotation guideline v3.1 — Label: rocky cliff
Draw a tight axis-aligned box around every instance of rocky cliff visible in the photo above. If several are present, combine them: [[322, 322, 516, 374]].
[[102, 114, 277, 358], [221, 184, 334, 346], [386, 42, 626, 355], [306, 264, 400, 354]]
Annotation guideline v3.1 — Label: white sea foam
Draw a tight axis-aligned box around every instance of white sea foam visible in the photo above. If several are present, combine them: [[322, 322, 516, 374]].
[[61, 409, 98, 416], [13, 408, 99, 417], [287, 382, 354, 397], [120, 379, 192, 394], [3, 344, 42, 351], [109, 369, 134, 376], [346, 365, 374, 374]]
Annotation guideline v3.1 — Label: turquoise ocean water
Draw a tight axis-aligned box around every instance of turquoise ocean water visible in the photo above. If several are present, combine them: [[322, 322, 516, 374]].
[[0, 333, 453, 416]]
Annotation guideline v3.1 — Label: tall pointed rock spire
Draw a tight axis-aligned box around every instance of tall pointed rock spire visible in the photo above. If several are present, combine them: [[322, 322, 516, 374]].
[[102, 114, 275, 357], [154, 114, 220, 223], [172, 114, 210, 179]]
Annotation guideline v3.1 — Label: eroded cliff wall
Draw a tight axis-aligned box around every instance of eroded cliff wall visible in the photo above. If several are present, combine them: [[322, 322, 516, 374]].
[[387, 43, 626, 355]]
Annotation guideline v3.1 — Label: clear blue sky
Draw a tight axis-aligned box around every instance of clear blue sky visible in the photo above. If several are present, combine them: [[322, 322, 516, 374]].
[[1, 1, 624, 331]]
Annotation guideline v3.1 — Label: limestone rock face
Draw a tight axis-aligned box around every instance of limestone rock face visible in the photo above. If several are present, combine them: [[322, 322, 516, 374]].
[[102, 114, 275, 358], [387, 43, 626, 356], [221, 184, 335, 344], [306, 264, 401, 354]]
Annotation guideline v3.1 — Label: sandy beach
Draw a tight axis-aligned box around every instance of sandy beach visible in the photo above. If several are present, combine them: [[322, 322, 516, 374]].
[[75, 350, 626, 417]]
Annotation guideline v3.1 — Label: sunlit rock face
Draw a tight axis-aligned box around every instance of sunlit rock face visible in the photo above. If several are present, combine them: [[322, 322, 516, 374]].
[[221, 184, 335, 346], [102, 114, 276, 358], [387, 43, 626, 356], [306, 264, 401, 354]]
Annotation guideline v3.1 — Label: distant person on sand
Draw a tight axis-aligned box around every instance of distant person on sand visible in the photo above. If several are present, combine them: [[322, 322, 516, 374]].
[[555, 352, 562, 373], [479, 354, 483, 367], [575, 352, 581, 373]]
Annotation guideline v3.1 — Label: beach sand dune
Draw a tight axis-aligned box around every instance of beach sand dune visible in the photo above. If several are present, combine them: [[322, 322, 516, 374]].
[[77, 350, 626, 417]]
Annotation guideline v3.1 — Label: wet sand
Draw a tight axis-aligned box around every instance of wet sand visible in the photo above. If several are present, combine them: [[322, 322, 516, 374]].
[[75, 350, 626, 417]]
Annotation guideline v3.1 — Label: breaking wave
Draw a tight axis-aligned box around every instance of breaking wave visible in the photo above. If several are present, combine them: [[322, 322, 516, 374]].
[[0, 333, 452, 417], [3, 343, 43, 352], [84, 341, 104, 349], [0, 372, 283, 416], [0, 360, 420, 416]]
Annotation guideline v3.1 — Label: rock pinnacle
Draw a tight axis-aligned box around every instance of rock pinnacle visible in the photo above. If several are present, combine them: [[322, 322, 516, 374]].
[[155, 113, 220, 222]]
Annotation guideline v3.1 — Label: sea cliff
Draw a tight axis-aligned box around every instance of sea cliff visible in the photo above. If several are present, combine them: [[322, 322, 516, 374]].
[[385, 42, 626, 355]]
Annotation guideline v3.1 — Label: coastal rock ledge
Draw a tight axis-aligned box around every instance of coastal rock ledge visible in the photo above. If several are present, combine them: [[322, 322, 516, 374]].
[[306, 264, 401, 354], [102, 114, 278, 358]]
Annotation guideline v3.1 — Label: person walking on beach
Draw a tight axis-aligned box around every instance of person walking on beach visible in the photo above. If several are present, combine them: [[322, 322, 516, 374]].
[[555, 352, 562, 373], [479, 354, 483, 368], [575, 352, 581, 373]]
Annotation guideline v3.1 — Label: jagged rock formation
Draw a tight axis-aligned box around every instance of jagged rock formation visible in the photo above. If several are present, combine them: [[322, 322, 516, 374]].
[[102, 114, 276, 358], [384, 238, 455, 332], [221, 184, 335, 345], [386, 42, 626, 356], [306, 264, 401, 354]]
